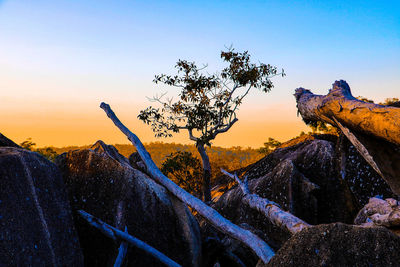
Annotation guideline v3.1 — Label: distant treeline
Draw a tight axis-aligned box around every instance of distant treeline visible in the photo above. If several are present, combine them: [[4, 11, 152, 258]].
[[51, 141, 264, 174]]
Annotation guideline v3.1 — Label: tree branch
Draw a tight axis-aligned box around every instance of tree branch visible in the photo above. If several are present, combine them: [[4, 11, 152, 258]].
[[100, 102, 275, 264], [188, 128, 198, 142], [114, 226, 128, 267], [221, 169, 310, 235], [212, 118, 238, 138], [78, 210, 181, 267]]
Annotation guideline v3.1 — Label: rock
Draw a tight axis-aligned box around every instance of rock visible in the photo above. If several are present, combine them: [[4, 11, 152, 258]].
[[91, 140, 131, 168], [0, 147, 83, 266], [56, 141, 201, 267], [336, 134, 396, 206], [354, 197, 400, 235], [212, 139, 357, 249], [200, 223, 261, 267], [128, 152, 147, 173], [0, 133, 20, 148], [262, 223, 400, 267]]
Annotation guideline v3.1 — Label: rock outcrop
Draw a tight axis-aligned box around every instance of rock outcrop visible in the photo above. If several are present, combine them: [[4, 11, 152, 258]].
[[263, 223, 400, 267], [212, 139, 358, 249], [56, 141, 201, 267], [0, 147, 83, 266], [0, 133, 20, 148]]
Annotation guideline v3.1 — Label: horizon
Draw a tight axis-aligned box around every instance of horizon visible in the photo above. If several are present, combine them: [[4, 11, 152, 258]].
[[1, 0, 399, 148]]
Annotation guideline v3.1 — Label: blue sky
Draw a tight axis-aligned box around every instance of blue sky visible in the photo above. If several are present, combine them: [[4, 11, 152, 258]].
[[0, 0, 399, 147]]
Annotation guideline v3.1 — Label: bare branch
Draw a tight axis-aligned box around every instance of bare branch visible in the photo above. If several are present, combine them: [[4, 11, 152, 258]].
[[188, 129, 198, 142], [114, 226, 128, 267], [78, 210, 181, 267], [221, 169, 310, 235], [212, 118, 238, 138], [100, 102, 275, 264]]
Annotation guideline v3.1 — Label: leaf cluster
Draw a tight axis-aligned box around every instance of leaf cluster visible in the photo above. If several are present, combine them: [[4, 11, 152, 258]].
[[161, 151, 203, 197], [257, 137, 282, 155]]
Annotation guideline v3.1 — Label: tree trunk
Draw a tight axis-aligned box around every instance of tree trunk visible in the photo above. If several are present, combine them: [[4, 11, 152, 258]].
[[294, 80, 400, 146], [197, 143, 212, 203], [100, 102, 275, 264], [295, 80, 400, 195]]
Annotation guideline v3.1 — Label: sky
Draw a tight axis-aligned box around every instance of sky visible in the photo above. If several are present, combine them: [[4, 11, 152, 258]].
[[0, 0, 399, 148]]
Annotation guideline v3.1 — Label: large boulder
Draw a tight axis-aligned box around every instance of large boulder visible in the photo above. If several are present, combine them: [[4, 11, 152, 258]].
[[56, 141, 201, 267], [263, 223, 400, 267], [0, 147, 83, 266], [212, 139, 358, 249]]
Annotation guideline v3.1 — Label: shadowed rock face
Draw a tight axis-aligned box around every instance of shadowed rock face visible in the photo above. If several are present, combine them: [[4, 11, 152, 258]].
[[212, 139, 358, 249], [263, 223, 400, 267], [0, 147, 83, 266], [56, 141, 201, 267], [336, 134, 397, 206], [0, 133, 20, 148]]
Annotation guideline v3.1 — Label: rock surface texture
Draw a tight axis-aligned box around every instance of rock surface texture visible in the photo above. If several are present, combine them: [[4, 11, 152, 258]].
[[0, 147, 83, 266], [263, 223, 400, 267], [212, 138, 358, 249], [56, 141, 201, 267], [336, 134, 396, 206]]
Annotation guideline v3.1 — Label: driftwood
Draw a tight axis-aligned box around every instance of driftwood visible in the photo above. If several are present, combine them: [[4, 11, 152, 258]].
[[221, 169, 310, 235], [78, 210, 181, 267], [295, 80, 400, 195], [100, 102, 275, 264]]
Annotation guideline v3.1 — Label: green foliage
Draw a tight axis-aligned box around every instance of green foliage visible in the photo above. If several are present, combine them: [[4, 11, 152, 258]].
[[35, 147, 58, 162], [380, 97, 399, 105], [19, 138, 58, 162], [161, 151, 202, 197], [53, 142, 264, 183], [258, 137, 282, 155], [307, 121, 338, 135], [138, 48, 284, 146], [356, 96, 374, 103], [20, 138, 36, 150]]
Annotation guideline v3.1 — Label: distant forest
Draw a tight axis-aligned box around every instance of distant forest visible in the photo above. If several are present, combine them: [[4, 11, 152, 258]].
[[51, 142, 264, 178]]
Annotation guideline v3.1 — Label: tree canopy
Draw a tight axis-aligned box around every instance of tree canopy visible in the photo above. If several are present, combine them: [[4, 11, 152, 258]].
[[138, 48, 285, 146]]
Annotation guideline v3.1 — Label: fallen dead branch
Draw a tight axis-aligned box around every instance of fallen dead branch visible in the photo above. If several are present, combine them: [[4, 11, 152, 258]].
[[114, 226, 128, 267], [100, 102, 275, 264], [295, 80, 400, 195], [221, 169, 310, 235], [78, 210, 181, 267]]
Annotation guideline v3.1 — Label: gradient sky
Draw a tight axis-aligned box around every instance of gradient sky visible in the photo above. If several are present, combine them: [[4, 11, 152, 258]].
[[1, 0, 399, 148]]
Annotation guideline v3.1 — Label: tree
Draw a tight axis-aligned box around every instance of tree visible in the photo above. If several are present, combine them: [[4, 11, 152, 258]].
[[258, 137, 282, 155], [20, 138, 36, 150], [138, 48, 284, 202], [20, 138, 58, 161], [161, 151, 203, 198]]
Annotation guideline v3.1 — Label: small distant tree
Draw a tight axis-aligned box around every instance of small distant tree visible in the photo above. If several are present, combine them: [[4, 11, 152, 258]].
[[20, 138, 58, 161], [380, 97, 399, 106], [258, 137, 282, 155], [20, 138, 36, 150], [161, 151, 202, 198], [138, 48, 284, 202], [307, 120, 338, 135]]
